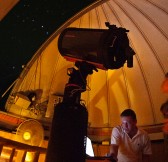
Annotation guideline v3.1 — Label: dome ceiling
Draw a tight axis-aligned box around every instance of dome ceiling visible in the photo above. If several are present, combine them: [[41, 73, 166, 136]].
[[6, 0, 168, 128]]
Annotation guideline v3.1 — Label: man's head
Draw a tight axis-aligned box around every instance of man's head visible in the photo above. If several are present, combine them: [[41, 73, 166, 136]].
[[120, 109, 137, 135]]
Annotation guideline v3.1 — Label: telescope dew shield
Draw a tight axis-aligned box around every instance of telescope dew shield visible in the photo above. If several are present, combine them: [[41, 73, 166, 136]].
[[58, 28, 106, 69]]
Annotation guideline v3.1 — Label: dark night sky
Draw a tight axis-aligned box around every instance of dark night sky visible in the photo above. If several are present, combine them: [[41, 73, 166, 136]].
[[0, 0, 95, 108]]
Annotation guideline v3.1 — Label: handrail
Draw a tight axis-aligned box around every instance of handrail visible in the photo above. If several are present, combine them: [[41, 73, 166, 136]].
[[0, 136, 47, 153]]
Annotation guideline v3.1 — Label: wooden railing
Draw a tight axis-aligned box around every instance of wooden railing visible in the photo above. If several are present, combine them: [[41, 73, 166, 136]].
[[0, 136, 47, 162], [87, 124, 164, 142]]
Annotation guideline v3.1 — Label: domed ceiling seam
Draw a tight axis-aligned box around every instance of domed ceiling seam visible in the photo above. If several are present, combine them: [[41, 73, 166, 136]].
[[95, 7, 102, 29], [105, 70, 111, 126], [102, 3, 111, 23], [47, 55, 61, 95], [35, 56, 41, 89], [147, 0, 168, 15], [88, 11, 91, 28]]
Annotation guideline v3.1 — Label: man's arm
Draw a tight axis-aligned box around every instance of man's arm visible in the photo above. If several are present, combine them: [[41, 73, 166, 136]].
[[109, 144, 118, 161]]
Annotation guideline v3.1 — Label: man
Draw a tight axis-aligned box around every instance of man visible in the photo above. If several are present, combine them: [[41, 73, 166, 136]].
[[109, 109, 152, 162]]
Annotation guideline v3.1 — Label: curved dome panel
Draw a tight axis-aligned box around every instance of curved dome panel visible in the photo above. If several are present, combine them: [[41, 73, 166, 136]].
[[6, 0, 168, 128]]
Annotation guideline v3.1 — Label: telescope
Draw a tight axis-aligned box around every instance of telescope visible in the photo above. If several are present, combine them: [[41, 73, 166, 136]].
[[58, 22, 135, 70]]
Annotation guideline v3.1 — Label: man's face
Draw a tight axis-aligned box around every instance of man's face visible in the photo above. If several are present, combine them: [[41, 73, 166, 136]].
[[121, 116, 137, 134]]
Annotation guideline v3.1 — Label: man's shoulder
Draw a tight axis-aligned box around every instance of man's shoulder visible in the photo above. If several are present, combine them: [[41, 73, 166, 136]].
[[138, 128, 148, 134], [137, 128, 150, 137]]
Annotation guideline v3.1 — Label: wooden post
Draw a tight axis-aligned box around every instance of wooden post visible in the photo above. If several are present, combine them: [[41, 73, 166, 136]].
[[9, 148, 15, 162], [33, 151, 40, 162], [21, 151, 27, 162], [0, 144, 3, 155]]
